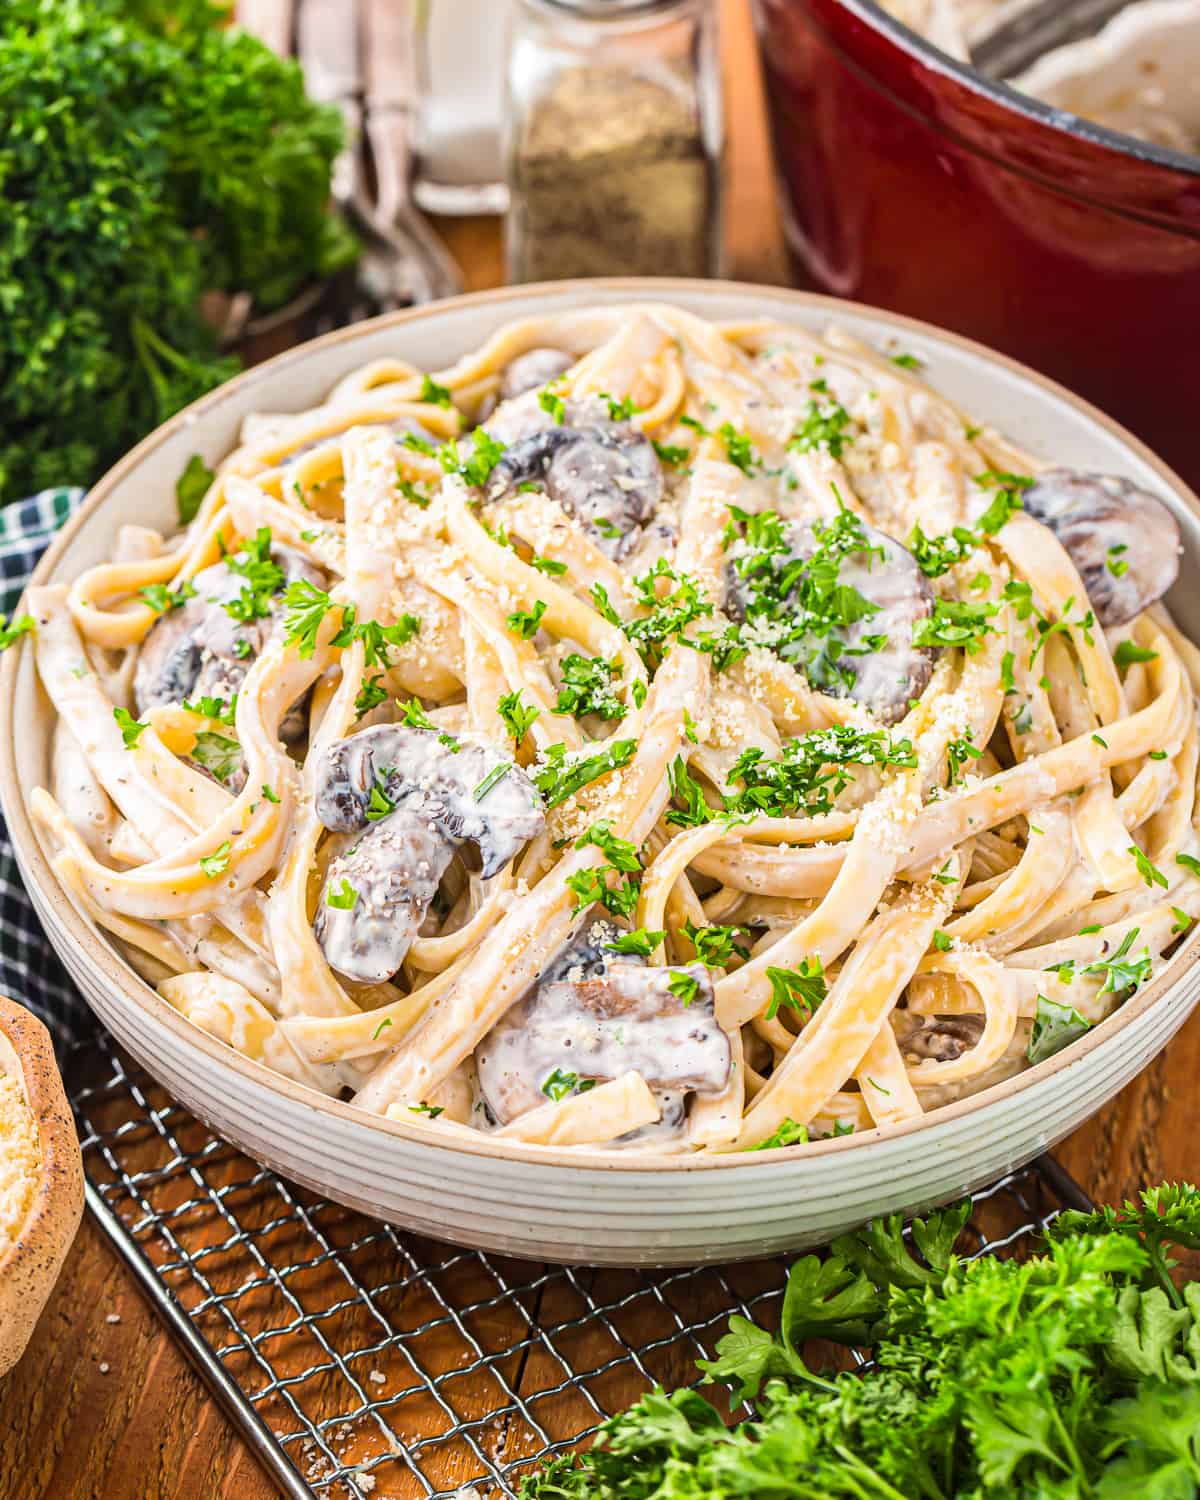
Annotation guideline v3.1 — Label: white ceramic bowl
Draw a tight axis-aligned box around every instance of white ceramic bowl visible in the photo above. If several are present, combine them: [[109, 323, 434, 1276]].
[[5, 280, 1199, 1267]]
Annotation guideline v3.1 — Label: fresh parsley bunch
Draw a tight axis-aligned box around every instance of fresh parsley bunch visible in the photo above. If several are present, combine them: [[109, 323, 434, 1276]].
[[522, 1184, 1200, 1497], [0, 0, 356, 503]]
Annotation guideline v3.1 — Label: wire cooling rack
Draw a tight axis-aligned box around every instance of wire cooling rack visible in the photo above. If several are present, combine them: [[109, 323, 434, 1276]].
[[65, 1025, 1094, 1500]]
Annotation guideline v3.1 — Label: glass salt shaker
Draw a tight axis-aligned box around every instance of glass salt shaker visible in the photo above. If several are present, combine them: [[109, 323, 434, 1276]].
[[412, 0, 512, 215], [505, 0, 723, 283]]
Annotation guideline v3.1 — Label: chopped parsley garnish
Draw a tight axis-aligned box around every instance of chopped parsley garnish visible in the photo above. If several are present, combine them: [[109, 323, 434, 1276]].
[[601, 393, 638, 421], [533, 739, 637, 809], [473, 763, 509, 802], [889, 351, 922, 369], [946, 734, 981, 787], [566, 834, 641, 918], [507, 599, 547, 640], [610, 560, 714, 672], [0, 612, 35, 651], [1081, 927, 1152, 997], [788, 395, 853, 460], [326, 879, 357, 910], [537, 387, 566, 424], [1172, 907, 1193, 935], [113, 706, 148, 748], [1130, 845, 1167, 889], [419, 374, 453, 407], [200, 840, 231, 879], [720, 419, 761, 469], [1149, 750, 1168, 761], [395, 700, 432, 733], [694, 623, 750, 674], [725, 726, 917, 819], [409, 1101, 444, 1117], [1176, 853, 1200, 878], [397, 477, 432, 509], [721, 500, 889, 694], [973, 470, 1032, 532], [261, 784, 280, 804], [652, 440, 690, 467], [498, 690, 540, 743], [665, 756, 717, 828], [281, 580, 348, 657], [605, 927, 665, 958], [355, 614, 422, 667], [575, 820, 641, 872], [441, 427, 507, 488], [1027, 993, 1091, 1064], [176, 455, 214, 526], [1001, 650, 1016, 695], [750, 1118, 809, 1150], [1113, 640, 1158, 673], [555, 654, 626, 721], [1028, 596, 1095, 663], [222, 527, 284, 623], [908, 524, 979, 579], [908, 476, 1025, 578], [139, 580, 196, 614], [932, 930, 953, 952], [366, 777, 397, 821], [542, 1068, 595, 1102], [684, 920, 749, 969], [912, 597, 998, 655], [531, 553, 568, 577], [355, 673, 388, 717], [668, 971, 701, 1006], [1106, 543, 1129, 577], [282, 581, 420, 664], [190, 730, 242, 785], [765, 958, 827, 1020], [182, 693, 236, 725]]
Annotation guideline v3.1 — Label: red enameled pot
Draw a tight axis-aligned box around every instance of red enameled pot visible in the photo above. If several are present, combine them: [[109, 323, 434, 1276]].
[[753, 0, 1200, 484]]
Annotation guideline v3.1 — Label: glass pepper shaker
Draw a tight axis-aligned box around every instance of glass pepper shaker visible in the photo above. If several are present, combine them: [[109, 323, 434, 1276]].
[[505, 0, 723, 283]]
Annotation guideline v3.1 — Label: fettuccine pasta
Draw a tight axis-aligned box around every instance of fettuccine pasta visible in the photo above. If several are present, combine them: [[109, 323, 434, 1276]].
[[23, 303, 1200, 1154]]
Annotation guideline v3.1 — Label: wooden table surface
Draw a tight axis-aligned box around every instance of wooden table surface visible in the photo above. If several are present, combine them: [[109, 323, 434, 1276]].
[[2, 5, 1196, 1497]]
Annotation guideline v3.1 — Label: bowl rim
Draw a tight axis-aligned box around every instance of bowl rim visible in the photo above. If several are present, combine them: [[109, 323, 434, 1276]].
[[792, 0, 1200, 184], [5, 274, 1200, 1172]]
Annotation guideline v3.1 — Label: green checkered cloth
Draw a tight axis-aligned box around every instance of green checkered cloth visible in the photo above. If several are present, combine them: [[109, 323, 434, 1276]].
[[0, 488, 88, 1041]]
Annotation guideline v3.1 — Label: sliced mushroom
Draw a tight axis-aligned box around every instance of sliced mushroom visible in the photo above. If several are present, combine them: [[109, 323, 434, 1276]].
[[727, 516, 935, 723], [134, 543, 325, 732], [313, 725, 544, 878], [315, 811, 456, 986], [896, 1011, 984, 1064], [1016, 469, 1181, 627], [475, 923, 731, 1126], [499, 347, 575, 401], [312, 725, 545, 983], [485, 411, 664, 560]]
